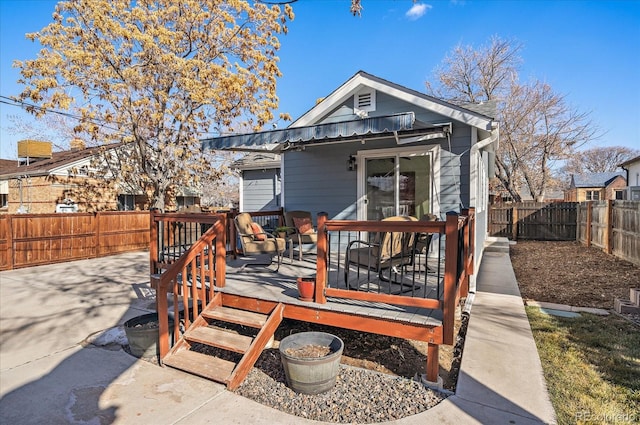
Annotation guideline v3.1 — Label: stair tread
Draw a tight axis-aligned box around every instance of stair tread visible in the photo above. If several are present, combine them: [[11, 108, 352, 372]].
[[163, 350, 235, 383], [202, 306, 268, 328], [185, 326, 253, 353]]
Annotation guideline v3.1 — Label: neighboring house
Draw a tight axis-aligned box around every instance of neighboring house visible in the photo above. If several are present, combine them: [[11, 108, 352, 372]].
[[564, 171, 627, 202], [0, 141, 200, 214], [233, 152, 281, 212], [619, 155, 640, 201], [203, 71, 500, 278]]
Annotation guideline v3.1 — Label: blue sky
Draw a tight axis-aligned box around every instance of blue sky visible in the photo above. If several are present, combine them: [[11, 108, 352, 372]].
[[1, 0, 639, 160]]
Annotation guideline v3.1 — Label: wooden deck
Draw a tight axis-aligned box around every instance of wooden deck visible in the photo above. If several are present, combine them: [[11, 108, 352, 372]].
[[150, 209, 474, 384], [222, 253, 444, 327]]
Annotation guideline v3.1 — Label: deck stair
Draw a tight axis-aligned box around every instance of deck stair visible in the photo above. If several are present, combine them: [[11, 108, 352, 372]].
[[162, 302, 284, 390]]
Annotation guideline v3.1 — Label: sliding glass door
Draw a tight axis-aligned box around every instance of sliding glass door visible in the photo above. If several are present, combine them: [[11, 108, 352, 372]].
[[361, 150, 431, 220]]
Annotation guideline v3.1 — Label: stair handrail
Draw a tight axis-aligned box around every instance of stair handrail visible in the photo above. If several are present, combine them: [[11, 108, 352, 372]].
[[155, 216, 227, 359]]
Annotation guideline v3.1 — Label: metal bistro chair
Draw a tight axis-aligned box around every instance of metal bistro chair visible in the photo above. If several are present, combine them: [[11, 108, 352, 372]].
[[234, 212, 286, 272], [344, 215, 419, 291]]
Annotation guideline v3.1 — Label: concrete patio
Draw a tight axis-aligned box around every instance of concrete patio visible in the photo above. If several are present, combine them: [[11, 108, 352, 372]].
[[0, 243, 556, 424]]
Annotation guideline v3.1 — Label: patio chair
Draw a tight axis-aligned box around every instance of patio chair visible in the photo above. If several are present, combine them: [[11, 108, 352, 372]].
[[234, 212, 286, 271], [284, 210, 318, 261], [414, 214, 438, 269], [344, 215, 419, 290]]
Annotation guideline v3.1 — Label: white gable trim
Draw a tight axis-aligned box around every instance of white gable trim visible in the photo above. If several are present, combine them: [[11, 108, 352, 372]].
[[292, 72, 494, 131]]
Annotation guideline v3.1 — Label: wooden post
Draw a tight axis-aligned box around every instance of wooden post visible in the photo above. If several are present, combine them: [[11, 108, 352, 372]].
[[605, 200, 613, 254], [229, 209, 238, 259], [149, 210, 158, 275], [586, 201, 592, 247], [511, 206, 518, 241], [315, 212, 328, 304], [442, 212, 459, 346], [95, 211, 102, 258], [215, 216, 227, 289], [157, 286, 170, 361], [426, 343, 439, 383], [7, 214, 14, 271]]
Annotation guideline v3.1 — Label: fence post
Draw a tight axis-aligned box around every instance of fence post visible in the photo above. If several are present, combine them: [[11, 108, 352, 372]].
[[586, 201, 592, 247], [315, 212, 328, 304], [511, 206, 518, 241], [605, 200, 613, 254], [95, 211, 102, 258], [7, 214, 14, 270]]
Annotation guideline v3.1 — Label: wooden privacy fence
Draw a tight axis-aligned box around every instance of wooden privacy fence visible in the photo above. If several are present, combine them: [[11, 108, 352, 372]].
[[0, 211, 149, 271], [577, 200, 640, 266], [489, 201, 640, 266], [489, 202, 578, 241]]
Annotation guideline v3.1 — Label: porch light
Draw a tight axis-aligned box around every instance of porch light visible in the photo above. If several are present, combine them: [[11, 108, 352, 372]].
[[347, 155, 357, 171]]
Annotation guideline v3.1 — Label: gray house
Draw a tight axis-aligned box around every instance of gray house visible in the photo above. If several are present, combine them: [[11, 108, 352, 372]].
[[233, 152, 281, 212], [204, 71, 499, 277]]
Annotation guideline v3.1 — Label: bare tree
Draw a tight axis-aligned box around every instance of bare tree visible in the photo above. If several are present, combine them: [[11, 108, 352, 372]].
[[426, 36, 522, 103], [426, 36, 599, 201], [563, 146, 640, 175]]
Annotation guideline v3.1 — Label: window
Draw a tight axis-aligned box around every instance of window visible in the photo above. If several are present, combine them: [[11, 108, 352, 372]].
[[585, 190, 600, 201], [614, 190, 625, 200], [0, 193, 7, 208], [118, 194, 136, 211]]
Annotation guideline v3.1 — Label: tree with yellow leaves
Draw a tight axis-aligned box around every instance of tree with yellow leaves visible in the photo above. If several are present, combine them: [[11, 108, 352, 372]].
[[14, 0, 294, 210]]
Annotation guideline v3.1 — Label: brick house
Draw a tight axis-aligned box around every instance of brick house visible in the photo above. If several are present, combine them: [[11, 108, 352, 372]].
[[0, 141, 200, 214], [564, 171, 627, 202]]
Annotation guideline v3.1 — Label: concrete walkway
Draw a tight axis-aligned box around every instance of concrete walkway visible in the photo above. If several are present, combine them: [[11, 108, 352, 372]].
[[0, 247, 556, 424]]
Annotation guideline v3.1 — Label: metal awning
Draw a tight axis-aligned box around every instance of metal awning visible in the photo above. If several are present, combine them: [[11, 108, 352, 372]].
[[202, 112, 420, 152]]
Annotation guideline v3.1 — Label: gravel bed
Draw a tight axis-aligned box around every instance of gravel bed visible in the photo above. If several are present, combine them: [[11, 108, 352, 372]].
[[123, 344, 449, 423], [236, 360, 448, 424]]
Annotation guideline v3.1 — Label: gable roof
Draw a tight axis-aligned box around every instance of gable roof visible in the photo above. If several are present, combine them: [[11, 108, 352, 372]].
[[0, 144, 121, 179], [233, 152, 281, 170], [571, 171, 626, 188], [292, 71, 496, 130], [619, 155, 640, 168]]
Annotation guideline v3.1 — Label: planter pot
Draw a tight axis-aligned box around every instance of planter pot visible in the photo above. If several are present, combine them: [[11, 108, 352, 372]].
[[124, 313, 174, 360], [296, 277, 315, 302], [279, 331, 344, 394]]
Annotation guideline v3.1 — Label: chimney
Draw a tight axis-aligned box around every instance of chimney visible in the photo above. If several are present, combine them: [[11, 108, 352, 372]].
[[70, 138, 86, 151]]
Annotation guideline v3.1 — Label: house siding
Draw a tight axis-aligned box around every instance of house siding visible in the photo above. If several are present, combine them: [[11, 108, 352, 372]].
[[242, 169, 281, 212], [282, 123, 472, 222]]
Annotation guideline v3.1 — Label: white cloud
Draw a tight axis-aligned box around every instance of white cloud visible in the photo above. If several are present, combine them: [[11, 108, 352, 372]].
[[405, 3, 432, 20]]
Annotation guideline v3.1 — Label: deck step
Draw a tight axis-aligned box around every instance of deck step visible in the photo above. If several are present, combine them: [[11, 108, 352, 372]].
[[184, 326, 253, 353], [162, 303, 283, 389], [202, 305, 268, 328], [163, 350, 235, 383]]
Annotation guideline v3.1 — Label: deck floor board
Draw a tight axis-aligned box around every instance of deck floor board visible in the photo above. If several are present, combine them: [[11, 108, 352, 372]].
[[219, 255, 444, 327]]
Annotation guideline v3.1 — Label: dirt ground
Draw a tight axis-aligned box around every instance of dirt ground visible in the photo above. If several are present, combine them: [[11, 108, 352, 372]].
[[271, 240, 639, 391], [510, 240, 639, 309]]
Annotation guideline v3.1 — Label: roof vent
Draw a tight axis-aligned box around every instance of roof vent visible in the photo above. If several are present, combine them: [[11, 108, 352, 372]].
[[354, 89, 376, 114]]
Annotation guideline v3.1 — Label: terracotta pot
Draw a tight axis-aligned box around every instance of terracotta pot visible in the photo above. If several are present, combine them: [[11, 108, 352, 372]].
[[296, 277, 315, 302]]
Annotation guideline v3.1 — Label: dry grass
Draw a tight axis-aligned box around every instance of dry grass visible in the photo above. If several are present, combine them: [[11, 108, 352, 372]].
[[526, 307, 639, 425], [510, 241, 640, 424]]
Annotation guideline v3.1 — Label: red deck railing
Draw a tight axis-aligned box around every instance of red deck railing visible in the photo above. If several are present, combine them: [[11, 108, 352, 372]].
[[150, 208, 474, 361]]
